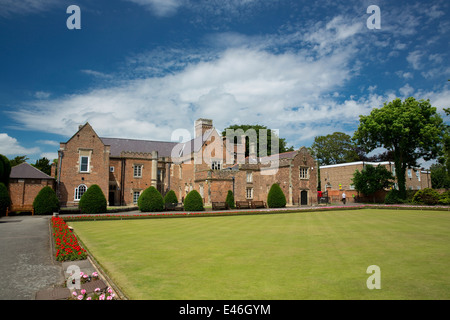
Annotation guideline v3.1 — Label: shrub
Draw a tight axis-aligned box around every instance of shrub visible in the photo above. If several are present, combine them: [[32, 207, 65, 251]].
[[267, 183, 286, 208], [33, 186, 59, 215], [78, 184, 107, 214], [0, 182, 11, 216], [412, 188, 440, 205], [225, 190, 235, 209], [438, 190, 450, 205], [384, 189, 404, 204], [138, 186, 164, 212], [163, 189, 178, 204], [184, 190, 204, 211]]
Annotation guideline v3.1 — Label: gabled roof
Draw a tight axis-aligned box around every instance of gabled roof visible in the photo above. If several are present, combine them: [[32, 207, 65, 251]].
[[101, 137, 179, 158], [10, 162, 54, 180]]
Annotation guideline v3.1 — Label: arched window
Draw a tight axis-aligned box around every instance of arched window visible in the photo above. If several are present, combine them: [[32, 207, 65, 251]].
[[75, 184, 87, 201]]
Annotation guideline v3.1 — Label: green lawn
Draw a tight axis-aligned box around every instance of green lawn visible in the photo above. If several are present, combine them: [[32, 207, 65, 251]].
[[68, 209, 450, 300]]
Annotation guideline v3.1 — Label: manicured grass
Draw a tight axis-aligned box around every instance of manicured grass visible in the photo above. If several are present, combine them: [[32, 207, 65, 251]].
[[69, 209, 450, 300]]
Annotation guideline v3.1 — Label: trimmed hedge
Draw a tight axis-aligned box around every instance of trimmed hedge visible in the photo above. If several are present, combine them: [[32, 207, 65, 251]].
[[184, 190, 204, 211], [138, 186, 164, 212], [78, 184, 107, 214], [33, 186, 59, 215], [225, 190, 235, 209], [267, 183, 286, 208], [163, 189, 178, 204], [0, 182, 11, 216]]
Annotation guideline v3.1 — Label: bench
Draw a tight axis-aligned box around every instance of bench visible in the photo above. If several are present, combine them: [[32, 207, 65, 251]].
[[236, 201, 251, 209], [164, 203, 184, 211], [212, 202, 229, 210], [251, 200, 266, 209], [6, 205, 34, 216]]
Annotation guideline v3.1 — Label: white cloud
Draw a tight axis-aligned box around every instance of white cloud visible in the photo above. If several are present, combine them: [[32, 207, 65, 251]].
[[40, 152, 58, 161], [124, 0, 185, 16], [0, 133, 40, 156], [0, 0, 59, 18], [407, 50, 423, 70]]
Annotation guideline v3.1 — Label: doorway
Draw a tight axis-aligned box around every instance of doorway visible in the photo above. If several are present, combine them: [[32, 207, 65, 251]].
[[300, 190, 308, 206]]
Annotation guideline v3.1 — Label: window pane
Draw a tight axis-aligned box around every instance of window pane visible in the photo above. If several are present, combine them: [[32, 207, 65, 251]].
[[80, 156, 89, 172]]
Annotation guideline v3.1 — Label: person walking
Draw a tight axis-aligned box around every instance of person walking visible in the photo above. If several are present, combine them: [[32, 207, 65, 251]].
[[341, 192, 346, 205]]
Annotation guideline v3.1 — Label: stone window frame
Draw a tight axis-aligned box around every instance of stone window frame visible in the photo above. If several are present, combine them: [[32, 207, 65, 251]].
[[246, 187, 253, 199], [246, 171, 253, 183], [133, 164, 143, 178], [132, 190, 141, 204], [299, 167, 309, 179], [74, 184, 87, 201], [211, 160, 222, 170], [78, 148, 92, 173]]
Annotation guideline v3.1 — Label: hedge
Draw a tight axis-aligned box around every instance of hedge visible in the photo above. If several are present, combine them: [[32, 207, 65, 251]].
[[138, 186, 164, 212], [184, 190, 204, 211], [78, 184, 107, 214], [163, 189, 178, 204], [0, 182, 11, 216], [267, 183, 286, 208], [33, 186, 59, 215]]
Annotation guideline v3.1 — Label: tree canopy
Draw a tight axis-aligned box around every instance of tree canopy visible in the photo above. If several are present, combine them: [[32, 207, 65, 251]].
[[310, 132, 359, 165], [222, 124, 294, 157], [352, 164, 394, 201], [353, 97, 445, 198]]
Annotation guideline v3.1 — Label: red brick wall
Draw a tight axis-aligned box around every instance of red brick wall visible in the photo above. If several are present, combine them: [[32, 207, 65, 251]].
[[58, 123, 110, 207], [8, 179, 55, 207]]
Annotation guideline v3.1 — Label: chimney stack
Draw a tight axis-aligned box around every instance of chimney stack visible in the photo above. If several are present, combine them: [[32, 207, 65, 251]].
[[195, 119, 213, 139]]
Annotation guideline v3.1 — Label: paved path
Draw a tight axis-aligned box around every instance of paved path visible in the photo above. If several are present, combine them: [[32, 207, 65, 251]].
[[0, 215, 63, 300]]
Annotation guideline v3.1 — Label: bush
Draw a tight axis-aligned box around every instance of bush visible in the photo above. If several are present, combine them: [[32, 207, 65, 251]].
[[138, 186, 164, 212], [163, 189, 178, 204], [267, 183, 286, 208], [412, 188, 440, 205], [78, 184, 107, 214], [225, 190, 235, 209], [384, 189, 404, 204], [0, 182, 11, 216], [33, 186, 59, 215], [438, 190, 450, 205], [184, 190, 204, 211]]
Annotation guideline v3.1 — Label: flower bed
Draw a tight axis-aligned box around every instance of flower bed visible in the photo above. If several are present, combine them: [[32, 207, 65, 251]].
[[51, 216, 87, 261]]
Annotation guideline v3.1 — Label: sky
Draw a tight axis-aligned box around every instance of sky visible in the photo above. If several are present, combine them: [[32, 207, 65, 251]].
[[0, 0, 449, 167]]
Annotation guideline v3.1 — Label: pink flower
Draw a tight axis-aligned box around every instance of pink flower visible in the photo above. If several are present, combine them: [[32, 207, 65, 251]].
[[94, 287, 100, 293], [99, 294, 105, 300], [81, 289, 86, 295], [86, 297, 92, 300], [77, 295, 84, 300], [72, 291, 77, 296]]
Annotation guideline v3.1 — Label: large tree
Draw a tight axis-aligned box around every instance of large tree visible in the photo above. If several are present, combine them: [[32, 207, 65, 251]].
[[353, 97, 445, 199], [352, 164, 394, 202], [222, 124, 294, 157], [310, 132, 359, 165], [32, 157, 51, 176]]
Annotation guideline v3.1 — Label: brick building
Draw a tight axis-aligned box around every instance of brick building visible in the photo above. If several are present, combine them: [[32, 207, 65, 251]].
[[8, 162, 55, 211], [319, 161, 432, 202], [56, 119, 318, 208]]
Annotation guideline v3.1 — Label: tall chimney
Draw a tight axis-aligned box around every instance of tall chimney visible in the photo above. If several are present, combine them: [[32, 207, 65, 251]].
[[195, 119, 213, 139]]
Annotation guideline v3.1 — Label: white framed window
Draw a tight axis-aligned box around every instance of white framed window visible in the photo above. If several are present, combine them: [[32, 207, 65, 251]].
[[74, 184, 87, 201], [211, 160, 222, 170], [246, 187, 253, 199], [110, 166, 114, 173], [408, 169, 412, 178], [299, 167, 309, 179], [133, 191, 140, 204], [134, 165, 143, 178], [80, 156, 89, 173], [416, 171, 420, 181], [246, 172, 253, 183]]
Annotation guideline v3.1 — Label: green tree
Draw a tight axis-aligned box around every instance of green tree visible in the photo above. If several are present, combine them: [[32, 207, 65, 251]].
[[9, 155, 29, 167], [33, 186, 59, 215], [353, 97, 445, 199], [430, 163, 450, 189], [352, 164, 394, 202], [222, 124, 294, 157], [0, 182, 11, 216], [225, 190, 235, 209], [0, 154, 11, 186], [32, 157, 52, 176], [310, 132, 360, 165], [267, 183, 286, 208], [184, 190, 204, 211], [79, 184, 107, 214], [138, 186, 164, 212]]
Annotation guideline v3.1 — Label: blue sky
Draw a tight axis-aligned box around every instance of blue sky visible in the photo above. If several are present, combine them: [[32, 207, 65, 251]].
[[0, 0, 449, 167]]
